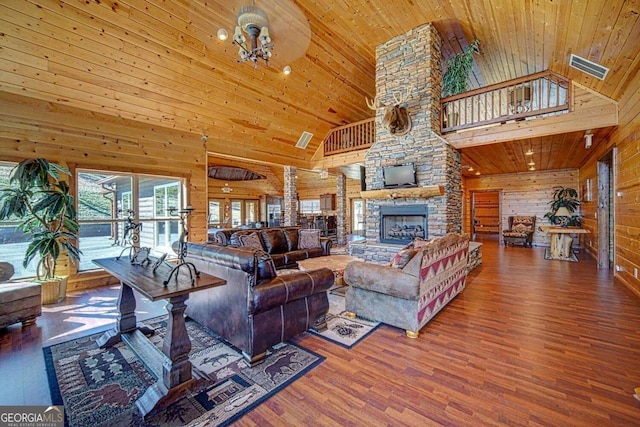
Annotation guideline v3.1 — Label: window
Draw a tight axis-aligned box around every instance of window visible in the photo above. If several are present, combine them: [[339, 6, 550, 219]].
[[300, 199, 320, 214], [0, 162, 36, 279], [76, 171, 184, 272], [208, 200, 221, 225]]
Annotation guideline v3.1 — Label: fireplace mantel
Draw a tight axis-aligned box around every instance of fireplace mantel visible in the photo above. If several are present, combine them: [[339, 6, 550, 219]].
[[360, 185, 444, 200]]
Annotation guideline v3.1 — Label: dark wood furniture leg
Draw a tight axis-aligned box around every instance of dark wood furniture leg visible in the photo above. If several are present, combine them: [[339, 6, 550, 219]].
[[136, 294, 194, 418], [96, 281, 153, 348]]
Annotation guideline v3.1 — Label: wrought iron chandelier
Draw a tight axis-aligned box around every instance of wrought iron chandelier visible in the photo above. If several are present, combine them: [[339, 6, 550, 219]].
[[232, 1, 273, 68]]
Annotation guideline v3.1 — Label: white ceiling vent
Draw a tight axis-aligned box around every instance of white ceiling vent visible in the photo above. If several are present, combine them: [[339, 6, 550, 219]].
[[569, 54, 609, 80], [295, 131, 313, 149]]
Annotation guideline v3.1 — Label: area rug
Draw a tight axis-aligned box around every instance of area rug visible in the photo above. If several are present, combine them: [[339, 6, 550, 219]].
[[44, 317, 324, 427], [544, 248, 579, 262], [311, 293, 380, 348]]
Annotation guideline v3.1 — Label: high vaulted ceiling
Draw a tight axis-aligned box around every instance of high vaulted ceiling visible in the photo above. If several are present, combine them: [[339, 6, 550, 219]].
[[1, 0, 638, 177]]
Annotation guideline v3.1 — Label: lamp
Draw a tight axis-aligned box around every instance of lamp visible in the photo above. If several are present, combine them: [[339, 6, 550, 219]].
[[232, 1, 273, 68], [555, 206, 572, 227], [584, 133, 593, 149]]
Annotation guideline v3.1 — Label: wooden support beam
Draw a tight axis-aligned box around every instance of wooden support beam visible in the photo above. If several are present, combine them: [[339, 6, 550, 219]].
[[360, 186, 444, 199]]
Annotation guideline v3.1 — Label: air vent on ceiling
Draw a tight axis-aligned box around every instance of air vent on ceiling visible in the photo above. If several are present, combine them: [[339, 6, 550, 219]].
[[295, 131, 313, 149], [569, 54, 609, 80]]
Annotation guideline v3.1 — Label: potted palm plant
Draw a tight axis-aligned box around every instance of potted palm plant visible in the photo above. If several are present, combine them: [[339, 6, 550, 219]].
[[442, 38, 480, 127], [0, 158, 81, 303], [544, 186, 581, 227]]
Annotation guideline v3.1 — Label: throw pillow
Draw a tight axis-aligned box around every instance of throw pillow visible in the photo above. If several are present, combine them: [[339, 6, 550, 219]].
[[298, 229, 321, 249], [238, 232, 263, 249], [413, 237, 431, 249], [402, 249, 423, 277], [390, 248, 417, 269]]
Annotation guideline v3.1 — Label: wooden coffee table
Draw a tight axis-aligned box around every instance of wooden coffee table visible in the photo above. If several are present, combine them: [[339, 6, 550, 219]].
[[298, 255, 360, 286]]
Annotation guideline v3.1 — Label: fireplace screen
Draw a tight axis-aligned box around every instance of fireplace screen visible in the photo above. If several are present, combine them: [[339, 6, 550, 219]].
[[380, 205, 428, 244]]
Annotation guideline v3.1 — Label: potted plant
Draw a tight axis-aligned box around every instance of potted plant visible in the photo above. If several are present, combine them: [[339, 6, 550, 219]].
[[0, 158, 81, 303], [544, 186, 581, 227], [442, 38, 480, 127]]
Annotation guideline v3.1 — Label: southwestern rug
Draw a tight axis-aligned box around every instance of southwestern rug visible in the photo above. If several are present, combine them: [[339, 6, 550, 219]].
[[544, 248, 579, 262], [312, 293, 380, 348], [44, 317, 324, 427]]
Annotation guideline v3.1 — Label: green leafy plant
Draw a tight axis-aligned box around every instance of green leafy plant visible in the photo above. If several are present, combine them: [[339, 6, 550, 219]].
[[442, 38, 480, 98], [0, 158, 81, 280], [544, 186, 581, 226]]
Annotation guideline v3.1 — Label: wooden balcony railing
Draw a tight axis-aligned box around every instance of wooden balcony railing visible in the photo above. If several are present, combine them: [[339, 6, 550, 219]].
[[441, 70, 570, 133], [323, 117, 375, 156]]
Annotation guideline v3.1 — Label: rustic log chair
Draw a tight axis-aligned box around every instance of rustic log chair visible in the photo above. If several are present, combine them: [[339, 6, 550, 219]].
[[503, 215, 536, 247]]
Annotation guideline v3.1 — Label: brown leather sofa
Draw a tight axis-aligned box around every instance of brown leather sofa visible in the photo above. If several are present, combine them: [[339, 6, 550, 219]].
[[182, 243, 334, 366], [209, 226, 332, 269]]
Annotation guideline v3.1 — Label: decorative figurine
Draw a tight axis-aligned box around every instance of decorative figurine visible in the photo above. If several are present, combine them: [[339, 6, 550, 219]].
[[164, 206, 199, 286], [116, 209, 142, 261]]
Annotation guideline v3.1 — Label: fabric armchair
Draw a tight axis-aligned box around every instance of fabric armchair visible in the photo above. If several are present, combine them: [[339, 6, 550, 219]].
[[503, 215, 536, 247]]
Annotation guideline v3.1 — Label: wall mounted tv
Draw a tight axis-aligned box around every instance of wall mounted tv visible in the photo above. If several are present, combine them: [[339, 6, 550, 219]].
[[383, 163, 417, 188]]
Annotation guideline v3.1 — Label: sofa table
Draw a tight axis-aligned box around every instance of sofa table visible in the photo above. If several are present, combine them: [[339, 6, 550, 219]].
[[93, 257, 226, 418], [539, 226, 590, 261]]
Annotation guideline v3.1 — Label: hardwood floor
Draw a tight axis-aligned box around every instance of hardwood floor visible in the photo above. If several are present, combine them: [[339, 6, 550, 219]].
[[2, 237, 640, 425]]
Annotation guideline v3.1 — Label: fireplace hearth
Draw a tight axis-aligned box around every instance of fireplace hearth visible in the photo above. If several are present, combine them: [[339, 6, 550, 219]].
[[380, 205, 428, 244]]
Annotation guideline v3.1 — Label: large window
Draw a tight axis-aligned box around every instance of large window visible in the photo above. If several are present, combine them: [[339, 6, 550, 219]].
[[0, 162, 36, 279], [300, 199, 320, 214], [76, 171, 184, 272]]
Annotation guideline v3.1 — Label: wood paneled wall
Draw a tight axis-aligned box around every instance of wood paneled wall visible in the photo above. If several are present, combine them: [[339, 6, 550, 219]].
[[464, 169, 579, 247], [579, 75, 640, 297], [0, 93, 208, 289]]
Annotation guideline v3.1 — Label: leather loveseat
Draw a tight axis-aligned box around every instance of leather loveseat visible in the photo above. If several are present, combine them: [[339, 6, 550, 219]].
[[343, 233, 470, 338], [182, 243, 334, 366], [209, 226, 332, 270]]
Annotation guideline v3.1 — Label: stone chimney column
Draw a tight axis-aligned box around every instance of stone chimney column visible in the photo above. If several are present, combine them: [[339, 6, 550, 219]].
[[283, 166, 297, 226]]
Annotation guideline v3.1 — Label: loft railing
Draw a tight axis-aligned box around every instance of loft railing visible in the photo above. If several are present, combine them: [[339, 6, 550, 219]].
[[441, 70, 571, 133], [323, 117, 375, 156]]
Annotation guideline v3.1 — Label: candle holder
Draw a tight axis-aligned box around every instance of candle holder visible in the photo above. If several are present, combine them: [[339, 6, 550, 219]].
[[164, 206, 199, 286]]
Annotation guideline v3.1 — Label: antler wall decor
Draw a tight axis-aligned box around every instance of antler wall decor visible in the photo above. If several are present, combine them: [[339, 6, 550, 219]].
[[366, 88, 413, 136]]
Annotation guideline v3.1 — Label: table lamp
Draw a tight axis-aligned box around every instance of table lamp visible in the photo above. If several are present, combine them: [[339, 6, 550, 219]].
[[555, 207, 572, 227]]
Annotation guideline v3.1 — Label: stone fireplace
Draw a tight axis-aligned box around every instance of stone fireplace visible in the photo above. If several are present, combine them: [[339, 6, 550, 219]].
[[380, 205, 428, 244], [357, 23, 462, 253]]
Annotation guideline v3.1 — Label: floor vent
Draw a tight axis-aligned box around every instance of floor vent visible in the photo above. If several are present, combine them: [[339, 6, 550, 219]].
[[569, 54, 609, 80], [295, 131, 313, 149]]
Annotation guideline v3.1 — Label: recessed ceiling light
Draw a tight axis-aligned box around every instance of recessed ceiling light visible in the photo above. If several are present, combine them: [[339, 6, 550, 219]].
[[283, 65, 292, 75], [217, 28, 228, 41]]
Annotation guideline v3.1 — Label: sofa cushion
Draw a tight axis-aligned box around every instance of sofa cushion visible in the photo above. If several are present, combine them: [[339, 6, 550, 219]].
[[284, 250, 308, 264], [260, 228, 288, 254], [238, 232, 264, 249], [283, 228, 299, 252], [270, 253, 287, 268], [402, 249, 423, 277], [390, 248, 418, 269], [299, 229, 321, 249], [304, 247, 324, 258]]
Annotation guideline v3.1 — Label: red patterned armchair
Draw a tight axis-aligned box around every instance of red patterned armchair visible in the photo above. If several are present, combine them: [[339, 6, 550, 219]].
[[503, 216, 536, 247]]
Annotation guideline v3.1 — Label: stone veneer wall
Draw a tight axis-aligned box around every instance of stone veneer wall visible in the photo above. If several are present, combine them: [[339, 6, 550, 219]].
[[336, 173, 347, 245], [283, 166, 297, 226], [364, 23, 462, 242]]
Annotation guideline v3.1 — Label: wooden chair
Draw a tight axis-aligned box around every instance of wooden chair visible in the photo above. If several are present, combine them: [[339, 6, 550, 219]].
[[503, 216, 536, 247]]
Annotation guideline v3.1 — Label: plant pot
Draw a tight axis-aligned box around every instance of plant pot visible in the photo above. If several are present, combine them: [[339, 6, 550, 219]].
[[40, 276, 68, 305]]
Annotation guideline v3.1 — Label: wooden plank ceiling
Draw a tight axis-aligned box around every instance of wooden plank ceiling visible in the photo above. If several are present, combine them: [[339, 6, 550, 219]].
[[1, 0, 638, 178]]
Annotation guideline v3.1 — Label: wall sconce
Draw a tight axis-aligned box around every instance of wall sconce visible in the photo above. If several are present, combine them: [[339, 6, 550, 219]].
[[584, 133, 593, 149], [221, 183, 233, 193]]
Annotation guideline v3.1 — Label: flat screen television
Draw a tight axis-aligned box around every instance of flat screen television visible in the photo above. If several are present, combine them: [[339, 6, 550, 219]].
[[383, 163, 417, 188]]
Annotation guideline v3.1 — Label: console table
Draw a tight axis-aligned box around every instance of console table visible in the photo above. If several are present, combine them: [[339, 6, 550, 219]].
[[538, 226, 590, 261], [93, 257, 226, 418]]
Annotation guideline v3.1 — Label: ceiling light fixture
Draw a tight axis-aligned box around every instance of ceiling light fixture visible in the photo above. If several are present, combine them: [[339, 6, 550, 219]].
[[529, 166, 536, 171], [232, 1, 273, 68], [475, 171, 481, 176], [528, 161, 535, 166], [283, 65, 291, 75], [217, 28, 228, 41], [525, 148, 534, 156], [584, 132, 593, 149]]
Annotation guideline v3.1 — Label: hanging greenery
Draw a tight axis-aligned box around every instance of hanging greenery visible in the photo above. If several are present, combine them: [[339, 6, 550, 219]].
[[442, 38, 481, 98]]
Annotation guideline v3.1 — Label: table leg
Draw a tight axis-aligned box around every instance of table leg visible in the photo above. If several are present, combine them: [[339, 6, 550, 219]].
[[549, 233, 574, 260], [136, 294, 194, 418], [97, 281, 153, 348]]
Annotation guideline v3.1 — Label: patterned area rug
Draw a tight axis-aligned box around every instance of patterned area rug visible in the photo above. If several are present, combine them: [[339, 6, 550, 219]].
[[544, 248, 579, 262], [311, 293, 380, 348], [44, 318, 323, 426]]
